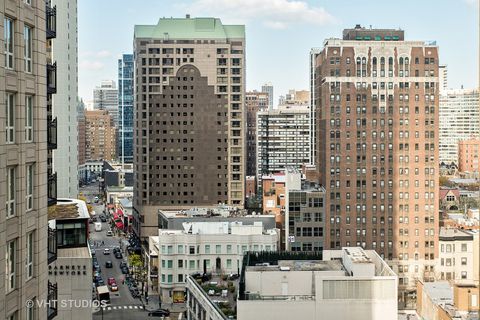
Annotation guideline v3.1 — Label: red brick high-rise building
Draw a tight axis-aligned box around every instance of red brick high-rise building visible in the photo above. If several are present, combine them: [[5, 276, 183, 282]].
[[313, 25, 439, 303]]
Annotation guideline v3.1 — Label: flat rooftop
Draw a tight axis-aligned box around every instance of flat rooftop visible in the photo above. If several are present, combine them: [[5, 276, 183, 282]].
[[48, 198, 90, 220], [160, 205, 249, 218], [247, 260, 343, 272], [57, 247, 91, 258], [423, 282, 453, 305], [439, 228, 474, 241]]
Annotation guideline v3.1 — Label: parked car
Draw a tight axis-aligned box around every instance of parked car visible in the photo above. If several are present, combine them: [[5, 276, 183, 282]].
[[113, 247, 120, 254], [96, 278, 105, 287], [107, 277, 116, 286], [110, 283, 118, 292], [121, 266, 129, 274], [106, 230, 113, 237], [148, 309, 170, 317], [103, 248, 110, 255], [115, 252, 123, 259], [100, 216, 107, 222], [105, 261, 113, 268]]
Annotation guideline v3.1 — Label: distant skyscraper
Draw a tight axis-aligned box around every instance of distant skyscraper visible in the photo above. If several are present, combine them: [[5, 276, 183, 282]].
[[282, 89, 309, 106], [262, 82, 274, 109], [439, 89, 480, 164], [77, 99, 86, 180], [314, 25, 439, 301], [133, 16, 246, 238], [118, 54, 134, 163], [85, 110, 117, 161], [93, 80, 119, 125], [52, 0, 79, 198], [257, 105, 310, 185], [246, 91, 269, 177]]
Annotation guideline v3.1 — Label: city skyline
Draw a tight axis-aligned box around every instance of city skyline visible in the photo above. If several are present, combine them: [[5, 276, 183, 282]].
[[78, 0, 479, 103]]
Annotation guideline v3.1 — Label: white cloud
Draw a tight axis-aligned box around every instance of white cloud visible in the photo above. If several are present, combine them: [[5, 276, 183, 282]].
[[79, 60, 105, 70], [96, 50, 111, 58], [464, 0, 477, 5], [183, 0, 336, 29]]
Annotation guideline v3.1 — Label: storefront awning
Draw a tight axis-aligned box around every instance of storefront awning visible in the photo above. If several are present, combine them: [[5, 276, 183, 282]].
[[115, 221, 124, 229]]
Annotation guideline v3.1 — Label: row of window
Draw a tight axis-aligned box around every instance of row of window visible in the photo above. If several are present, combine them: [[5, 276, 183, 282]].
[[440, 257, 468, 266], [6, 165, 35, 217], [4, 17, 33, 72], [6, 233, 35, 294], [5, 93, 34, 144], [441, 243, 468, 253], [328, 203, 436, 214], [160, 243, 274, 255]]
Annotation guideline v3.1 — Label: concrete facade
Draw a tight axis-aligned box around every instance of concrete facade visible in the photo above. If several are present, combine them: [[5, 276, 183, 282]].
[[256, 105, 310, 186], [154, 221, 278, 304], [133, 17, 246, 239], [439, 89, 480, 165], [437, 228, 477, 284], [0, 1, 50, 319], [52, 0, 78, 198], [237, 248, 398, 320], [93, 80, 118, 126], [314, 26, 439, 296]]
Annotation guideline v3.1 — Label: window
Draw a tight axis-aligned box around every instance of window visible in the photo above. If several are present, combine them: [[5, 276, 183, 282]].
[[6, 239, 16, 292], [215, 245, 221, 254], [189, 246, 195, 254], [6, 93, 15, 143], [226, 259, 232, 269], [24, 25, 32, 73], [25, 96, 33, 142], [226, 245, 232, 254], [177, 245, 184, 254], [24, 0, 32, 4], [27, 232, 34, 279], [7, 167, 15, 218], [189, 260, 195, 269], [461, 271, 467, 279], [461, 243, 467, 252], [178, 274, 183, 283], [4, 17, 14, 69], [26, 164, 34, 211], [178, 260, 183, 268], [205, 245, 210, 254]]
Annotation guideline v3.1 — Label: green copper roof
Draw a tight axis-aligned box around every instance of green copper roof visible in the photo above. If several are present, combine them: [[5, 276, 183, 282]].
[[134, 17, 245, 40]]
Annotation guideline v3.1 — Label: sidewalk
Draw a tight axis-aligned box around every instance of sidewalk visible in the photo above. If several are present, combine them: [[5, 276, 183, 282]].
[[143, 294, 185, 313]]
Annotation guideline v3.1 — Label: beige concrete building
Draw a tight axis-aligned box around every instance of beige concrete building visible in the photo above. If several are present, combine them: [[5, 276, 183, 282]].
[[236, 248, 398, 320], [437, 228, 478, 285], [0, 0, 56, 319], [133, 16, 245, 239], [84, 110, 116, 161], [279, 89, 309, 106], [313, 25, 439, 304], [458, 137, 480, 174], [439, 89, 480, 165]]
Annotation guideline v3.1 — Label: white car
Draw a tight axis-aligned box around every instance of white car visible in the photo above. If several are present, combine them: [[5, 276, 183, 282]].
[[103, 248, 110, 255], [106, 230, 113, 237]]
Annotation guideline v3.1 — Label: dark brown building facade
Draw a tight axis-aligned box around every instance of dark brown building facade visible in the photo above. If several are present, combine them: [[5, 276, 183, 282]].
[[314, 26, 439, 297], [133, 17, 245, 238], [246, 91, 269, 177]]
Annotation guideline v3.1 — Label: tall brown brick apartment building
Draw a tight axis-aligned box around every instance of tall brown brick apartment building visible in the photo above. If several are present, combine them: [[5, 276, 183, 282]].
[[133, 17, 245, 238], [246, 91, 268, 177], [313, 25, 439, 304]]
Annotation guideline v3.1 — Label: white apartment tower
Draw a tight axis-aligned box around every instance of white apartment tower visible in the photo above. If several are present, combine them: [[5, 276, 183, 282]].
[[52, 0, 78, 198], [93, 80, 119, 125], [439, 89, 480, 164]]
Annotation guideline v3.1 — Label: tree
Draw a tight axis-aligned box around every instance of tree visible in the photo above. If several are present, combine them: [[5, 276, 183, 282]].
[[439, 176, 455, 188]]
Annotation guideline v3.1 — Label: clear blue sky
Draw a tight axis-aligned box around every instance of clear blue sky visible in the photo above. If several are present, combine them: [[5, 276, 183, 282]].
[[78, 0, 478, 103]]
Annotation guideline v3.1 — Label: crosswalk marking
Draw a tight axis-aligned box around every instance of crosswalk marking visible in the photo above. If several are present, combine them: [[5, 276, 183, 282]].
[[129, 306, 133, 309], [100, 305, 144, 312], [107, 307, 111, 311], [123, 306, 128, 309]]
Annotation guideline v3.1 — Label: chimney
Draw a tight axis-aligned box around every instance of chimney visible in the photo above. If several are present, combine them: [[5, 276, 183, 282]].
[[186, 14, 191, 19]]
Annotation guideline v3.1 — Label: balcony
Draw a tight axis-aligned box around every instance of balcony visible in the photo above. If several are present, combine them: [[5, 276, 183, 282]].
[[48, 172, 57, 207], [47, 116, 57, 150], [46, 1, 56, 39], [47, 62, 57, 94], [48, 227, 57, 264], [47, 281, 58, 320]]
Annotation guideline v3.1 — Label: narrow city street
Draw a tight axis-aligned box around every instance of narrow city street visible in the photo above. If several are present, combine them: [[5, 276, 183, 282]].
[[81, 185, 173, 319]]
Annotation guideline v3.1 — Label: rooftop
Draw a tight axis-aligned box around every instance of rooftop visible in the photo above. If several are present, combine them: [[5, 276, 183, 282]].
[[106, 185, 133, 192], [48, 198, 90, 221], [159, 221, 277, 236], [135, 16, 244, 40], [439, 227, 475, 241], [160, 204, 249, 218], [119, 197, 132, 208], [423, 281, 453, 306], [57, 247, 91, 258], [247, 259, 343, 272]]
